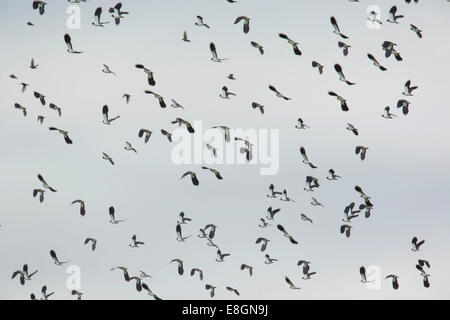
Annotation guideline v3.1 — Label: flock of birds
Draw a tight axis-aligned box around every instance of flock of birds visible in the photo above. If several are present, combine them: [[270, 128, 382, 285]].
[[4, 0, 442, 300]]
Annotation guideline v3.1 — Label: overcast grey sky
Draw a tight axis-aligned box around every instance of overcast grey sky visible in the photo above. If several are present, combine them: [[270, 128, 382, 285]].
[[1, 0, 450, 300]]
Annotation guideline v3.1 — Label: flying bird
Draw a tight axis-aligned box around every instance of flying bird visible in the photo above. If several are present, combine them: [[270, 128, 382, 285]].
[[138, 129, 152, 143], [84, 238, 97, 251], [190, 268, 204, 280], [300, 146, 317, 168], [144, 91, 166, 108], [181, 171, 199, 186], [37, 174, 57, 192], [32, 1, 47, 15], [367, 54, 387, 71], [216, 249, 231, 262], [387, 6, 404, 24], [410, 24, 423, 38], [161, 129, 173, 142], [124, 141, 137, 153], [226, 287, 240, 296], [338, 41, 351, 56], [33, 91, 46, 105], [205, 284, 216, 298], [285, 276, 300, 289], [102, 152, 114, 166], [234, 16, 250, 33], [50, 250, 69, 266], [385, 275, 400, 290], [195, 16, 210, 28], [250, 41, 264, 55], [355, 146, 369, 161], [33, 189, 45, 203], [64, 34, 83, 54], [109, 206, 125, 224], [328, 91, 349, 111], [266, 206, 281, 220], [70, 200, 86, 216], [411, 236, 425, 252], [182, 31, 190, 42], [210, 42, 228, 62], [382, 106, 396, 119], [334, 64, 355, 85], [170, 259, 184, 275], [14, 103, 27, 117], [403, 80, 418, 96], [397, 99, 411, 115], [278, 33, 302, 55], [176, 223, 191, 242], [135, 64, 156, 86], [219, 86, 236, 99], [92, 7, 109, 27], [330, 17, 348, 39], [327, 169, 341, 180], [129, 234, 145, 248], [255, 237, 270, 252], [269, 85, 290, 100], [277, 224, 298, 244], [201, 167, 223, 180], [29, 58, 39, 69], [240, 264, 253, 277]]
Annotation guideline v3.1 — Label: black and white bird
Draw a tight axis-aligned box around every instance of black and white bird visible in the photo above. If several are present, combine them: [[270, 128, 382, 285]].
[[219, 86, 236, 99], [70, 199, 86, 216], [212, 126, 231, 142], [360, 266, 372, 284], [338, 41, 351, 56], [135, 64, 156, 86], [387, 6, 404, 24], [102, 64, 116, 75], [32, 1, 47, 15], [277, 224, 298, 244], [92, 7, 109, 27], [71, 290, 83, 300], [295, 118, 310, 129], [312, 61, 324, 74], [181, 171, 199, 186], [170, 99, 184, 110], [403, 80, 418, 96], [234, 16, 250, 33], [161, 129, 173, 142], [205, 284, 216, 298], [255, 237, 270, 252], [195, 16, 210, 28], [385, 275, 400, 290], [201, 167, 223, 180], [311, 197, 324, 207], [64, 34, 83, 54], [301, 214, 313, 224], [49, 103, 62, 117], [170, 259, 184, 275], [367, 54, 387, 71], [265, 254, 278, 264], [281, 189, 295, 202], [33, 189, 45, 203], [145, 91, 166, 108], [14, 103, 27, 117], [382, 106, 396, 119], [240, 264, 253, 277], [37, 115, 45, 124], [34, 91, 46, 105], [41, 285, 54, 300], [278, 33, 302, 55], [203, 224, 217, 238], [266, 206, 281, 220], [328, 91, 349, 111], [411, 236, 425, 252], [250, 41, 264, 55], [410, 24, 423, 39], [304, 176, 319, 192], [267, 184, 282, 198], [102, 105, 120, 125], [355, 146, 369, 161], [102, 152, 115, 166], [346, 123, 359, 136], [367, 10, 382, 26], [109, 206, 125, 224], [177, 212, 192, 224], [176, 223, 191, 242], [327, 169, 341, 180], [111, 266, 130, 281], [138, 129, 152, 143], [343, 202, 360, 222], [124, 141, 137, 153], [258, 218, 271, 228], [129, 234, 145, 248], [334, 64, 355, 85], [354, 185, 373, 205], [285, 276, 300, 290], [298, 260, 316, 279], [382, 41, 403, 61], [190, 268, 204, 281], [300, 146, 317, 168], [110, 2, 129, 17], [340, 224, 352, 238], [216, 249, 231, 262], [226, 287, 240, 296], [251, 102, 264, 114], [210, 42, 227, 62], [11, 270, 26, 285], [29, 58, 39, 69], [418, 259, 431, 269], [416, 264, 430, 288], [20, 82, 29, 93], [397, 99, 411, 115], [206, 144, 217, 158], [84, 238, 97, 251], [142, 283, 162, 300], [182, 31, 190, 42], [50, 250, 69, 266], [227, 73, 237, 80], [330, 16, 348, 39], [37, 174, 57, 192]]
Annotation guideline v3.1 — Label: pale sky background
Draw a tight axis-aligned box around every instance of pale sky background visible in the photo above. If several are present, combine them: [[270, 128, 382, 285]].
[[1, 0, 450, 300]]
